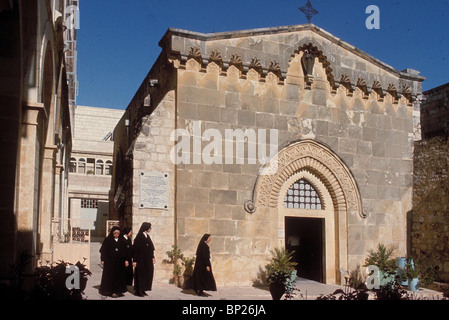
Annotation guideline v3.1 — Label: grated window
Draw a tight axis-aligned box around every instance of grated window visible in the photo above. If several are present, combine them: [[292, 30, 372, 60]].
[[283, 179, 322, 210]]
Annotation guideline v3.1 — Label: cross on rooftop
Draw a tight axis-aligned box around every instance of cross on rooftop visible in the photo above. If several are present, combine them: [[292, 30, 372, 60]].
[[299, 0, 319, 23]]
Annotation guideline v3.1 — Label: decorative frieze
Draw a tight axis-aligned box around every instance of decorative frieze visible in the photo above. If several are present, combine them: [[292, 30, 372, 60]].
[[173, 41, 418, 105]]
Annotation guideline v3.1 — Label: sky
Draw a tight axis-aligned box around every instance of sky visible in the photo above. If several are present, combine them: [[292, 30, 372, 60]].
[[76, 0, 449, 110]]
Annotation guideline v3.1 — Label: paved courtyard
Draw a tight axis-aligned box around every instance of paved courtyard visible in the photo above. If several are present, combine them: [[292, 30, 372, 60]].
[[82, 242, 443, 301]]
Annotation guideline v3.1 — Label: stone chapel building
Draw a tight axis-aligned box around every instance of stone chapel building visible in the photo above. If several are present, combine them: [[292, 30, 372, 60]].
[[111, 24, 425, 286]]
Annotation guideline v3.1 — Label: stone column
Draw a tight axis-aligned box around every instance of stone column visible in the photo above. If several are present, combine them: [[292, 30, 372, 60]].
[[38, 144, 57, 266], [16, 101, 47, 269], [53, 163, 64, 220]]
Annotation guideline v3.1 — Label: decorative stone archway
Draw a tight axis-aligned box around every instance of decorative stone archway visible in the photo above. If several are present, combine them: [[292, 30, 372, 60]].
[[248, 139, 364, 284]]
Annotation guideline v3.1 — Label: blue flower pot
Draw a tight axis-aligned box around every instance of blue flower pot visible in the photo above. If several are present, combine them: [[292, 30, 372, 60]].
[[408, 278, 420, 292], [396, 257, 408, 286]]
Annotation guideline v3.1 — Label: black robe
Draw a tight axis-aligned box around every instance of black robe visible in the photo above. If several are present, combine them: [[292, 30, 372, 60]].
[[123, 235, 134, 286], [133, 232, 155, 292], [188, 241, 217, 292], [99, 236, 127, 296]]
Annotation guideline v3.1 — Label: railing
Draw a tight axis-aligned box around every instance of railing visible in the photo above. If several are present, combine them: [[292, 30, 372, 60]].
[[51, 218, 91, 269], [52, 218, 91, 243]]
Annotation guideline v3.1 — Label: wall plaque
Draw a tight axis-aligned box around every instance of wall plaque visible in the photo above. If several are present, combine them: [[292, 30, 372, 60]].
[[139, 171, 169, 210]]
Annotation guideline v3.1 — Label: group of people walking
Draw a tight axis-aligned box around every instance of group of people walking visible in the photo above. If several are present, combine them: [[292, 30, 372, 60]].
[[99, 222, 155, 297], [99, 222, 216, 298]]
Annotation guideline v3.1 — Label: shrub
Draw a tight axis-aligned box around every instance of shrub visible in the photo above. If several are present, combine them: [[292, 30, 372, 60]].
[[33, 260, 91, 300]]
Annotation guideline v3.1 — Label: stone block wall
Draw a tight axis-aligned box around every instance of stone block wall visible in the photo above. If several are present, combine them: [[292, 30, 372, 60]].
[[412, 137, 449, 281], [114, 25, 424, 286], [131, 90, 176, 283], [421, 82, 449, 139], [168, 26, 423, 285]]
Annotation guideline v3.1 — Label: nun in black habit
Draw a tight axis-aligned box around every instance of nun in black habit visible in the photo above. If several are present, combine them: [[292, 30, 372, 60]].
[[122, 227, 134, 286], [133, 222, 155, 296], [99, 226, 128, 297], [186, 234, 217, 296]]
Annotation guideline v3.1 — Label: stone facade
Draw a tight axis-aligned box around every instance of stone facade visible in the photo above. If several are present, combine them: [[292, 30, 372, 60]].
[[421, 82, 449, 139], [68, 106, 124, 239], [0, 0, 74, 275], [411, 82, 449, 281], [112, 24, 425, 286]]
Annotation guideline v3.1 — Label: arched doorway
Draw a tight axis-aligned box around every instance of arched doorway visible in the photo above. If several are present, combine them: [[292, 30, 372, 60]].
[[253, 139, 363, 284], [279, 170, 335, 283]]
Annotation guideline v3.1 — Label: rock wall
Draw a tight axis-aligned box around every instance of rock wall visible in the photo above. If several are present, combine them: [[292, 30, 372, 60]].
[[412, 137, 449, 282]]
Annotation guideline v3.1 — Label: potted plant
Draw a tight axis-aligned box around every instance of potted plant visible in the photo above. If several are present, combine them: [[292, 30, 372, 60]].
[[396, 257, 409, 286], [33, 259, 92, 300], [363, 243, 398, 287], [405, 258, 420, 292], [265, 247, 298, 300], [181, 256, 195, 288], [165, 245, 184, 287]]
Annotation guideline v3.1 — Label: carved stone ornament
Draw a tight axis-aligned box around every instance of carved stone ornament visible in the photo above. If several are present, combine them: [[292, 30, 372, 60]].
[[249, 57, 262, 73], [252, 139, 365, 218], [244, 200, 256, 214], [301, 49, 315, 77], [188, 46, 202, 64], [229, 54, 243, 69]]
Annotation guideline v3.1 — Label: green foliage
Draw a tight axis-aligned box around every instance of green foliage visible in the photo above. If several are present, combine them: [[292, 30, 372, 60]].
[[252, 266, 270, 287], [165, 245, 184, 276], [0, 249, 33, 300], [405, 258, 419, 279], [364, 243, 398, 273], [420, 265, 437, 285], [283, 270, 302, 300], [165, 245, 184, 263], [374, 278, 412, 300], [265, 247, 297, 284], [348, 264, 367, 290], [317, 284, 369, 300], [165, 245, 195, 277], [33, 259, 92, 300], [181, 256, 195, 277], [265, 248, 300, 300], [415, 258, 437, 285]]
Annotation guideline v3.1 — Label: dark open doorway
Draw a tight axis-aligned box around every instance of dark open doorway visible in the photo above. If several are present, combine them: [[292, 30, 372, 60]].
[[285, 217, 325, 283]]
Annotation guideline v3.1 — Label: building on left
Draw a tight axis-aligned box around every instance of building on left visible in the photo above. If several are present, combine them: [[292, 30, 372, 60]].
[[0, 0, 79, 280]]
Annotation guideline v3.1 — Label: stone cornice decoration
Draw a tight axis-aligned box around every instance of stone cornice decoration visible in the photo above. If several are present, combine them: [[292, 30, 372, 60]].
[[229, 54, 243, 70], [209, 50, 223, 68], [356, 79, 370, 99], [22, 101, 48, 125], [188, 46, 203, 65], [246, 139, 365, 219], [177, 46, 286, 84], [164, 24, 423, 105]]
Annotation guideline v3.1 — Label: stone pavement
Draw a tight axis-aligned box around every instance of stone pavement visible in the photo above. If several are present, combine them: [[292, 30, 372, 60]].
[[84, 242, 346, 300], [83, 242, 443, 301]]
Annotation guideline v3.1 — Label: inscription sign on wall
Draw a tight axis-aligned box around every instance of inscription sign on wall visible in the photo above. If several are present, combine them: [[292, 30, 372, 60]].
[[139, 171, 169, 210]]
